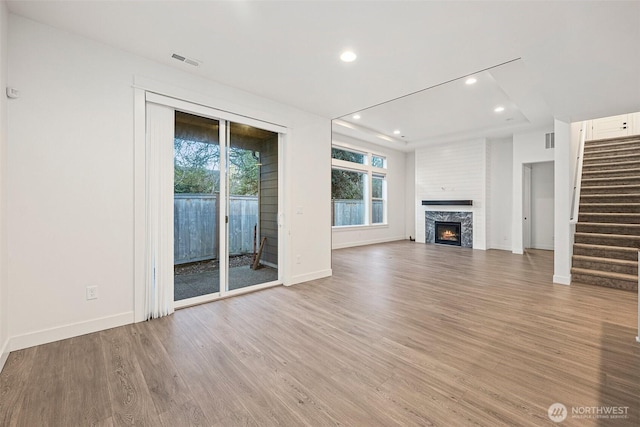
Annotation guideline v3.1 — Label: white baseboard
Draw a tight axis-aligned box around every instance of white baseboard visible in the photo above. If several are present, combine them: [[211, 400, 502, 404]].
[[553, 274, 571, 285], [533, 244, 554, 251], [286, 269, 332, 286], [332, 236, 405, 250], [9, 311, 134, 352], [488, 244, 512, 251], [0, 338, 9, 373]]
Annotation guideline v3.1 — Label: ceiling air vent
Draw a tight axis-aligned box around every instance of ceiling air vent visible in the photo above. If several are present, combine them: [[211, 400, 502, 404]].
[[545, 132, 555, 149], [171, 53, 200, 67]]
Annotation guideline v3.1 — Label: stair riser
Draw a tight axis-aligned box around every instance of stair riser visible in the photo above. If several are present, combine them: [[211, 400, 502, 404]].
[[576, 223, 640, 236], [582, 161, 640, 172], [574, 233, 640, 248], [583, 153, 640, 163], [580, 194, 640, 203], [580, 186, 640, 195], [579, 204, 640, 213], [573, 246, 639, 261], [587, 136, 640, 144], [572, 258, 637, 275], [578, 214, 640, 224], [581, 178, 640, 187], [583, 147, 640, 159], [571, 273, 637, 291], [584, 142, 640, 153], [583, 169, 640, 179]]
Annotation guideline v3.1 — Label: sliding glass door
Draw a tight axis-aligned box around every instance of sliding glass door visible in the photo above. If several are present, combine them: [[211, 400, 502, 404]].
[[227, 123, 279, 291], [171, 107, 281, 304], [173, 112, 222, 301]]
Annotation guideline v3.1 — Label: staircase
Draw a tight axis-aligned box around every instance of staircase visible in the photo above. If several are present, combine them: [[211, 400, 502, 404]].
[[572, 135, 640, 291]]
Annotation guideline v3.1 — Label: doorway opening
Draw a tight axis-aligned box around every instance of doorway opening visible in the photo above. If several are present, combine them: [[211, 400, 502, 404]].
[[523, 161, 554, 252]]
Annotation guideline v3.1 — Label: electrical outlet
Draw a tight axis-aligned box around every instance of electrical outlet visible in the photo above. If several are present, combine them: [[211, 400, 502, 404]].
[[86, 286, 98, 300]]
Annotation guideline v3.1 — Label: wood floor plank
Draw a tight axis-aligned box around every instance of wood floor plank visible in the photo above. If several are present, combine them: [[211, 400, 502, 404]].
[[127, 322, 191, 415], [158, 399, 210, 427], [62, 334, 113, 426], [99, 326, 163, 426], [145, 309, 253, 425], [0, 347, 37, 426], [1, 242, 639, 426], [13, 340, 67, 426]]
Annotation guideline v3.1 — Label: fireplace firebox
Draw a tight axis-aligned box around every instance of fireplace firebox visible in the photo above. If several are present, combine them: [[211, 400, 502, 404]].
[[434, 221, 462, 246]]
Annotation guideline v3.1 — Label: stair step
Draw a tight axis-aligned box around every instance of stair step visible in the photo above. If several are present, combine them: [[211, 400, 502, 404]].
[[583, 146, 640, 160], [583, 152, 640, 164], [572, 255, 638, 275], [571, 268, 638, 291], [579, 203, 640, 213], [573, 243, 639, 261], [574, 232, 640, 248], [582, 167, 640, 178], [584, 139, 640, 152], [573, 135, 640, 291], [580, 184, 640, 195], [576, 222, 640, 236], [580, 176, 640, 186], [586, 135, 640, 145], [582, 159, 640, 172], [578, 213, 640, 224], [580, 194, 640, 203]]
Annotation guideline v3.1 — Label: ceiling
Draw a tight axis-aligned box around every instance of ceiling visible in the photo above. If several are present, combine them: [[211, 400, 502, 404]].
[[7, 1, 640, 151], [333, 58, 553, 149]]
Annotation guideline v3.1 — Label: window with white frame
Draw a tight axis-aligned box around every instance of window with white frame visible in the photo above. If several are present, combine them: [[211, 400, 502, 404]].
[[331, 146, 387, 227]]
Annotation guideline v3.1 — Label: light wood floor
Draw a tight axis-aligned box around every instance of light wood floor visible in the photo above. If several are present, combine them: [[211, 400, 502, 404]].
[[1, 242, 639, 426]]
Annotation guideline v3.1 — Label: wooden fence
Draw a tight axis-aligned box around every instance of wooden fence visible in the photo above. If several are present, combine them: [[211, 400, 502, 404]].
[[176, 197, 384, 263], [332, 199, 383, 226], [174, 194, 258, 265]]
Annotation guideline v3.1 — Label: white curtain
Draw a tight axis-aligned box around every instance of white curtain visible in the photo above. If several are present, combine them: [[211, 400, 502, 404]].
[[145, 102, 175, 319]]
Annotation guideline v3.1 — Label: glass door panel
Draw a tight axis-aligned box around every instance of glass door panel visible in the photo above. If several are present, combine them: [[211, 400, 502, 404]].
[[173, 111, 221, 301], [227, 122, 279, 291]]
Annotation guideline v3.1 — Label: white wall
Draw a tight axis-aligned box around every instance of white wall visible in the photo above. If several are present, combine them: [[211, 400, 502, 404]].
[[331, 134, 406, 249], [553, 119, 572, 285], [531, 162, 554, 250], [585, 112, 640, 140], [487, 138, 513, 250], [511, 127, 554, 254], [415, 138, 487, 249], [6, 14, 331, 350], [0, 0, 9, 370], [405, 151, 415, 240]]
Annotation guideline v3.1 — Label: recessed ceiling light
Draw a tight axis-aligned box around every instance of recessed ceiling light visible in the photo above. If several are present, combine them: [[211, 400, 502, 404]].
[[340, 51, 357, 62], [465, 77, 477, 85], [353, 114, 361, 120], [494, 106, 505, 113], [393, 129, 401, 135]]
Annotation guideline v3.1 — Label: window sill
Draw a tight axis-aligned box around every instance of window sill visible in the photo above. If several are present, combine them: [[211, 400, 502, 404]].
[[332, 224, 389, 232]]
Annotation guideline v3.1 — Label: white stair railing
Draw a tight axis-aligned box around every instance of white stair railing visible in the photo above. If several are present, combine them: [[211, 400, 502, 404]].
[[570, 121, 587, 223]]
